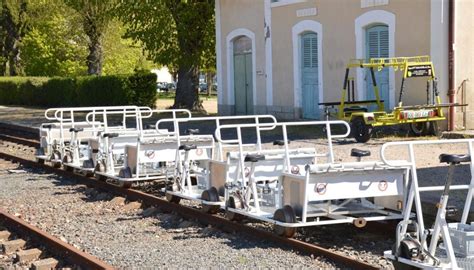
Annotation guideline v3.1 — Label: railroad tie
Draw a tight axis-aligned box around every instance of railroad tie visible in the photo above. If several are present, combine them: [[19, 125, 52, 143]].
[[0, 230, 11, 242], [2, 239, 26, 254], [31, 258, 59, 270], [16, 248, 42, 263]]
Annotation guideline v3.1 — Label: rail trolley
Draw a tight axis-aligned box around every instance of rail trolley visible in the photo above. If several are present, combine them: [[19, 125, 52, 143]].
[[382, 139, 474, 269], [191, 120, 411, 237], [36, 106, 152, 169], [158, 114, 279, 211]]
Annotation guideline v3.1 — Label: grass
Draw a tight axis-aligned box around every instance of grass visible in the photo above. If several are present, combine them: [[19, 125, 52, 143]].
[[157, 92, 217, 100]]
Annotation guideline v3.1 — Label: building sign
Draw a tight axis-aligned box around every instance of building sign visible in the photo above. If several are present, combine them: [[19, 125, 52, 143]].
[[361, 0, 389, 8], [297, 8, 317, 17], [406, 65, 433, 78]]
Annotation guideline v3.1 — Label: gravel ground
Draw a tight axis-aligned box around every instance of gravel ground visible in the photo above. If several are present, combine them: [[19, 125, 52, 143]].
[[0, 155, 338, 268]]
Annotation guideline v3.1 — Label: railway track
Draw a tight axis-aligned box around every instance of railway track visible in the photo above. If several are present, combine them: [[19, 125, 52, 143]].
[[0, 207, 113, 269], [0, 124, 379, 269]]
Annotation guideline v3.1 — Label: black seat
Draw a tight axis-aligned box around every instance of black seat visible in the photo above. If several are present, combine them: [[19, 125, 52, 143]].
[[43, 124, 53, 129], [187, 129, 200, 135], [145, 124, 156, 130], [244, 154, 265, 163], [179, 144, 197, 151], [273, 140, 290, 146], [103, 133, 119, 138], [439, 154, 471, 164], [344, 106, 368, 113], [351, 148, 371, 158], [69, 127, 84, 133]]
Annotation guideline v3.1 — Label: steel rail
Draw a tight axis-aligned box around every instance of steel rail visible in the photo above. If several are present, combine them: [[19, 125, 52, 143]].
[[0, 134, 40, 148], [0, 207, 114, 269], [0, 149, 377, 270]]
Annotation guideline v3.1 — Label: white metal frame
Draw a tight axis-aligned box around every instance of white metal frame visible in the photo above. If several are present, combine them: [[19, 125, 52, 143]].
[[161, 115, 278, 203], [381, 139, 474, 269]]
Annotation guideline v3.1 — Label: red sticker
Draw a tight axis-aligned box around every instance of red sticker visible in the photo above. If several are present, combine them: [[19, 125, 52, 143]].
[[316, 183, 327, 195], [244, 167, 250, 177], [145, 150, 155, 159], [291, 165, 300, 175], [196, 148, 203, 156], [378, 180, 388, 191]]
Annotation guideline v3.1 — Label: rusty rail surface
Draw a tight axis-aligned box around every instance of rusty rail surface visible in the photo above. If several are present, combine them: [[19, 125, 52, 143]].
[[0, 208, 114, 269], [0, 149, 377, 270]]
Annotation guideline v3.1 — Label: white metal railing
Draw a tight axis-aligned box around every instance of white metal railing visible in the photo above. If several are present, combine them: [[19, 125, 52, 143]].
[[156, 114, 277, 160], [381, 139, 474, 236]]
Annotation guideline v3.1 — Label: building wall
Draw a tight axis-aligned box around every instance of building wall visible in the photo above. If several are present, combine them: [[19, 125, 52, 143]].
[[217, 0, 449, 120], [455, 0, 474, 129], [218, 0, 266, 115]]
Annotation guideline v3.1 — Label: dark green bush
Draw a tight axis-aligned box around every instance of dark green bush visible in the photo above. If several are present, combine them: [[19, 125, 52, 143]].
[[0, 73, 157, 108]]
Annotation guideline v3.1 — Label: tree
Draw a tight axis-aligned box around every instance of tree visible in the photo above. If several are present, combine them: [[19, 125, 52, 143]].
[[115, 0, 215, 110], [0, 0, 29, 76], [65, 0, 115, 75], [22, 0, 88, 76]]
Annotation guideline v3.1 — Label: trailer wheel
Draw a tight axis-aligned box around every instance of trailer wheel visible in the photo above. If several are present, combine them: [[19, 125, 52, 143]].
[[351, 117, 372, 143], [225, 195, 244, 221], [201, 187, 220, 214], [273, 205, 297, 238], [409, 122, 429, 136]]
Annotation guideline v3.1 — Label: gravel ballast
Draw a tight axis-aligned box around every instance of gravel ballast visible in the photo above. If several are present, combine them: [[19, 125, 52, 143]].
[[0, 158, 339, 268]]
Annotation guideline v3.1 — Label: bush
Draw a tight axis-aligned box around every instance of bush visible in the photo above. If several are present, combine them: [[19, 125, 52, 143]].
[[0, 73, 157, 108]]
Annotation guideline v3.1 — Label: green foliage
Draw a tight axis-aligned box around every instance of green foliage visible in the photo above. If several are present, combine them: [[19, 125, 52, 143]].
[[114, 0, 215, 109], [0, 72, 157, 107], [116, 0, 215, 69], [22, 1, 88, 76], [102, 19, 153, 75]]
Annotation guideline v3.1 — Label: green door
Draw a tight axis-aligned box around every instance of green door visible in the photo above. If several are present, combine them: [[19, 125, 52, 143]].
[[233, 36, 253, 115], [301, 32, 319, 119], [366, 25, 389, 111]]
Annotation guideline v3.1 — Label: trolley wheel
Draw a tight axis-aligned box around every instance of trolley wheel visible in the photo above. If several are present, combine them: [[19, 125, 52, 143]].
[[409, 122, 429, 136], [62, 153, 73, 171], [273, 205, 297, 238], [51, 152, 61, 168], [166, 192, 181, 204], [201, 187, 220, 214], [225, 195, 244, 221], [36, 148, 45, 164], [94, 161, 107, 181], [118, 166, 132, 178], [351, 117, 372, 143]]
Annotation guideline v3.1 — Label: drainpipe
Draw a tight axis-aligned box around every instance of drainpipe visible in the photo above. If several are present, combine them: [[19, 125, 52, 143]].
[[448, 0, 455, 131]]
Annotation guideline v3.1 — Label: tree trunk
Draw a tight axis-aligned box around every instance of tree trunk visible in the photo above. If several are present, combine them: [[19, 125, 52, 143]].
[[84, 16, 103, 75], [174, 65, 203, 111], [8, 39, 22, 76], [86, 33, 103, 75], [206, 72, 213, 97]]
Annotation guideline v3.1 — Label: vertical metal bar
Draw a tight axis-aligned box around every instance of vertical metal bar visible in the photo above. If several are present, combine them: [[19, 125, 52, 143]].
[[462, 141, 474, 223], [351, 79, 355, 102], [326, 122, 334, 163], [398, 77, 406, 105]]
